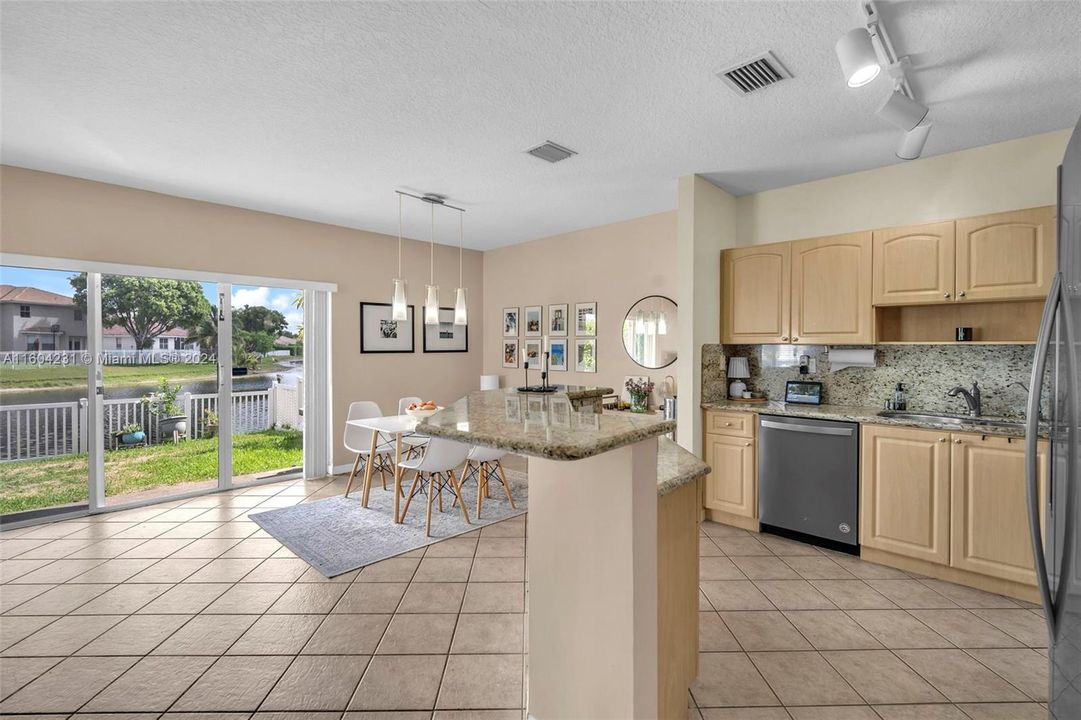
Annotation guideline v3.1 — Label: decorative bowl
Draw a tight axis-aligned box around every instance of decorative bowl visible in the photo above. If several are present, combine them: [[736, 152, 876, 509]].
[[405, 406, 442, 419]]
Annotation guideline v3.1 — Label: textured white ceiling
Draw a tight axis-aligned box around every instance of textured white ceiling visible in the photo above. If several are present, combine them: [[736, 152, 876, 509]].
[[3, 1, 1080, 249]]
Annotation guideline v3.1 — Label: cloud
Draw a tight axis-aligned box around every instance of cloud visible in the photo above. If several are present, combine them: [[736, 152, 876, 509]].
[[284, 310, 303, 332], [232, 286, 270, 308]]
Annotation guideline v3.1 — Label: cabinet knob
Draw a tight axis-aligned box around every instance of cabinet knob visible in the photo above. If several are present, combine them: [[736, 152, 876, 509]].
[[944, 292, 951, 299], [954, 439, 963, 444], [724, 422, 731, 426], [744, 442, 751, 447], [939, 437, 947, 443], [781, 336, 789, 341], [792, 336, 799, 342], [959, 291, 967, 298]]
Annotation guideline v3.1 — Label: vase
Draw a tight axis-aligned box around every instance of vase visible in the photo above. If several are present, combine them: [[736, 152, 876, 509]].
[[629, 393, 649, 413]]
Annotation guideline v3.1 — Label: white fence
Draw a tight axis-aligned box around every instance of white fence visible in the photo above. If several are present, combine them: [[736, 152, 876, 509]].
[[0, 382, 302, 462], [0, 349, 205, 366]]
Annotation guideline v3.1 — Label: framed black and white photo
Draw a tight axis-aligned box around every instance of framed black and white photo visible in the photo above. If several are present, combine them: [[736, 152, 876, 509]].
[[524, 305, 542, 336], [423, 307, 468, 353], [503, 307, 519, 337], [502, 338, 519, 368], [575, 337, 597, 373], [549, 338, 568, 371], [360, 302, 414, 353], [548, 303, 568, 336], [575, 301, 597, 337]]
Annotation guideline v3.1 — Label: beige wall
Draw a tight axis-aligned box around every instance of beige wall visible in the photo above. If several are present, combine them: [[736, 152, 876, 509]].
[[735, 128, 1071, 246], [482, 211, 677, 402], [0, 166, 484, 467]]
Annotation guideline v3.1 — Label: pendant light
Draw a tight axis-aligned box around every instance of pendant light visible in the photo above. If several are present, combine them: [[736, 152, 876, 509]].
[[424, 202, 440, 326], [454, 210, 468, 325], [391, 193, 408, 321]]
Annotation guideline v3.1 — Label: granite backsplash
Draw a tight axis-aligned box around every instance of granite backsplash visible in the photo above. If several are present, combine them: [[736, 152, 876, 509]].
[[702, 343, 1037, 418]]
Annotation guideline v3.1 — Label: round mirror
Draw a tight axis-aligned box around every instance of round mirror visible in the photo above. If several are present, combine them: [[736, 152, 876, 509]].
[[622, 295, 678, 369]]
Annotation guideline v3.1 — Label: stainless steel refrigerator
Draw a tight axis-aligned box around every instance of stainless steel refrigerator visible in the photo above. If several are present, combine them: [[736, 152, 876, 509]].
[[1027, 114, 1081, 719]]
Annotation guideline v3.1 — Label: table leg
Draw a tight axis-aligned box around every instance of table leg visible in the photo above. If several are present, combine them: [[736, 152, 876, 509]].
[[394, 434, 403, 523], [361, 429, 378, 507]]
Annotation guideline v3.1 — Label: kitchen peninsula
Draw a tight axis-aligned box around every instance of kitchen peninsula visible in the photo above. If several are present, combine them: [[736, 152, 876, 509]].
[[419, 388, 706, 719]]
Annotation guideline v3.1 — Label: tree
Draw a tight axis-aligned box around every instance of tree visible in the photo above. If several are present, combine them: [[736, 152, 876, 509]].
[[190, 310, 219, 355], [71, 276, 212, 350], [233, 305, 287, 338]]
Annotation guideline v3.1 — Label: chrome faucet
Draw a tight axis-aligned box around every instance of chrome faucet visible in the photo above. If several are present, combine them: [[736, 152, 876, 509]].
[[947, 381, 982, 417]]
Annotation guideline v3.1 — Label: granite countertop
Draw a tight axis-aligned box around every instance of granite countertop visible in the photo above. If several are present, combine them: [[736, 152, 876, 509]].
[[657, 436, 710, 496], [701, 400, 1039, 438], [553, 385, 613, 401], [418, 389, 676, 461]]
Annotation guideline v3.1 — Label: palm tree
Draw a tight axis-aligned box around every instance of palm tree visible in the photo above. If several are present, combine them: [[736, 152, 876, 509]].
[[292, 292, 304, 343], [190, 309, 219, 356]]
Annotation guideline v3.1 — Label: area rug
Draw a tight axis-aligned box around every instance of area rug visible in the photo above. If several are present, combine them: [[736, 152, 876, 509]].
[[249, 468, 528, 577]]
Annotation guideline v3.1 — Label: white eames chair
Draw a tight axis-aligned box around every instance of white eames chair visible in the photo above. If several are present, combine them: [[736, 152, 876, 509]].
[[343, 401, 394, 498], [459, 445, 517, 518], [398, 437, 472, 536]]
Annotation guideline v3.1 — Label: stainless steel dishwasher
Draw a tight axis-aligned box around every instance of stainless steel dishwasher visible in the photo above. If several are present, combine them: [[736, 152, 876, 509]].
[[757, 414, 859, 549]]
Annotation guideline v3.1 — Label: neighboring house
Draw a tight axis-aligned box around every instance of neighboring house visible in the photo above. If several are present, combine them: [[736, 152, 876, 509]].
[[0, 285, 199, 353], [0, 284, 87, 351]]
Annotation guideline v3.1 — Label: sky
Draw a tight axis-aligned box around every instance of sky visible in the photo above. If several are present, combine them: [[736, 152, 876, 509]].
[[1, 266, 303, 332]]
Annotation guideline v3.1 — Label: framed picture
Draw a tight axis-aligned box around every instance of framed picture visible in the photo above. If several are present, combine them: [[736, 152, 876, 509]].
[[549, 338, 568, 371], [548, 303, 568, 336], [575, 338, 597, 373], [523, 340, 542, 368], [504, 395, 521, 422], [502, 338, 520, 368], [575, 301, 597, 337], [503, 307, 519, 337], [360, 302, 414, 353], [524, 305, 543, 336], [423, 307, 468, 353]]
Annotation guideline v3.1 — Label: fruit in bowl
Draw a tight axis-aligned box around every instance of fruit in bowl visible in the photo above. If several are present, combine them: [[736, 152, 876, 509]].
[[406, 400, 442, 418]]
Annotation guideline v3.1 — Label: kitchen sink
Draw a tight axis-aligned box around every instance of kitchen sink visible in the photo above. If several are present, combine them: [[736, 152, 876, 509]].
[[877, 410, 1024, 429]]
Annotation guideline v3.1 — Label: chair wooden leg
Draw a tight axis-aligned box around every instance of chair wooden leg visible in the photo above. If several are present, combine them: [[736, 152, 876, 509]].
[[477, 463, 487, 518], [344, 453, 362, 497], [448, 469, 470, 524], [437, 472, 444, 512], [378, 461, 388, 490], [497, 460, 516, 509], [401, 471, 421, 522], [425, 472, 436, 537]]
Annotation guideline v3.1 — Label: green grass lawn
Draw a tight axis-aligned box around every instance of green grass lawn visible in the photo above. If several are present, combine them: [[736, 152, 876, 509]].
[[0, 358, 294, 391], [0, 429, 302, 515]]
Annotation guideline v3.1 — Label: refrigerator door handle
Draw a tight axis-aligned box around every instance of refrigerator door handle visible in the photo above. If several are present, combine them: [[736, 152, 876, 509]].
[[1026, 272, 1062, 640], [1052, 265, 1078, 632]]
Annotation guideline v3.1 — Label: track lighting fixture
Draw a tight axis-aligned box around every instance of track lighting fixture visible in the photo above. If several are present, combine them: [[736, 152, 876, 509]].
[[877, 90, 928, 131], [835, 28, 880, 88], [897, 118, 933, 160]]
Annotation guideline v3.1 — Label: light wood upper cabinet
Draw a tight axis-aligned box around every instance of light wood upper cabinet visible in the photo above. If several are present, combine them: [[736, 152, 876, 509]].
[[703, 433, 755, 519], [873, 221, 956, 305], [955, 206, 1056, 301], [860, 424, 951, 565], [950, 434, 1047, 585], [791, 232, 873, 344], [722, 243, 790, 344]]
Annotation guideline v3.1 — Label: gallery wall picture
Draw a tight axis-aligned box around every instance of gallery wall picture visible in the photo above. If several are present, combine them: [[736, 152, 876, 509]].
[[575, 301, 597, 337], [575, 338, 597, 373], [524, 305, 543, 337], [360, 302, 415, 353], [503, 307, 519, 337], [502, 338, 520, 368], [523, 340, 542, 367], [549, 338, 568, 371], [423, 307, 468, 353], [548, 303, 568, 336]]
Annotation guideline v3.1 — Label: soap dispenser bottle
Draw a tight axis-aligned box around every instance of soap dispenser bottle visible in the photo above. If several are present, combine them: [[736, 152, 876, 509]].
[[893, 383, 906, 411]]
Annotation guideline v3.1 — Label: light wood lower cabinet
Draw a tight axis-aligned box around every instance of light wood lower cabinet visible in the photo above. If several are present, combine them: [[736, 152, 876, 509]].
[[703, 433, 755, 518], [860, 425, 952, 564], [861, 424, 1047, 590], [950, 434, 1047, 585]]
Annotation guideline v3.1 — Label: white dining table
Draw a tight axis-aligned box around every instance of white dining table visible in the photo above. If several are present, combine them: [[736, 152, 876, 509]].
[[345, 414, 419, 523]]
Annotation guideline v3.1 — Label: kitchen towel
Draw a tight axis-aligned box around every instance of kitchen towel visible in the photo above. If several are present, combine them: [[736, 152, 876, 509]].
[[829, 347, 876, 371]]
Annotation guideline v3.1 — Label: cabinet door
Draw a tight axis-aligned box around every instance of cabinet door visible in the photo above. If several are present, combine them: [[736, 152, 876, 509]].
[[722, 243, 790, 344], [860, 425, 951, 564], [703, 434, 755, 518], [791, 232, 873, 343], [955, 206, 1056, 301], [872, 221, 956, 305], [950, 434, 1047, 585]]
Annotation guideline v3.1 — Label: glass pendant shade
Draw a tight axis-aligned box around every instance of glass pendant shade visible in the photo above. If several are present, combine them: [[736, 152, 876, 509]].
[[635, 310, 646, 334], [454, 287, 468, 325], [424, 285, 440, 325], [657, 311, 668, 335], [391, 278, 408, 321]]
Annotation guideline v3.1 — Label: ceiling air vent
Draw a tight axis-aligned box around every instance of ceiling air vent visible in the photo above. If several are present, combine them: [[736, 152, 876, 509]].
[[526, 141, 577, 163], [716, 51, 792, 95]]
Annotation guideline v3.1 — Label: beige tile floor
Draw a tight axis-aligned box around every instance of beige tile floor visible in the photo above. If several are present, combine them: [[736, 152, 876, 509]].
[[0, 472, 1051, 719]]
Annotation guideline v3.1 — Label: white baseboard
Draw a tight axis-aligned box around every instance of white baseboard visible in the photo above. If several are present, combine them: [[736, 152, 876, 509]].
[[330, 463, 353, 475]]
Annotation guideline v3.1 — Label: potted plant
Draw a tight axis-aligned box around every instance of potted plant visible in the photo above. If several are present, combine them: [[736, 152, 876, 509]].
[[202, 409, 219, 439], [119, 423, 145, 445], [625, 377, 655, 414], [143, 377, 187, 438]]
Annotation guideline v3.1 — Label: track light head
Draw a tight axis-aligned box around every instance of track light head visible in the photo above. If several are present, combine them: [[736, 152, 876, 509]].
[[877, 90, 928, 131], [835, 28, 881, 87], [897, 118, 933, 160]]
